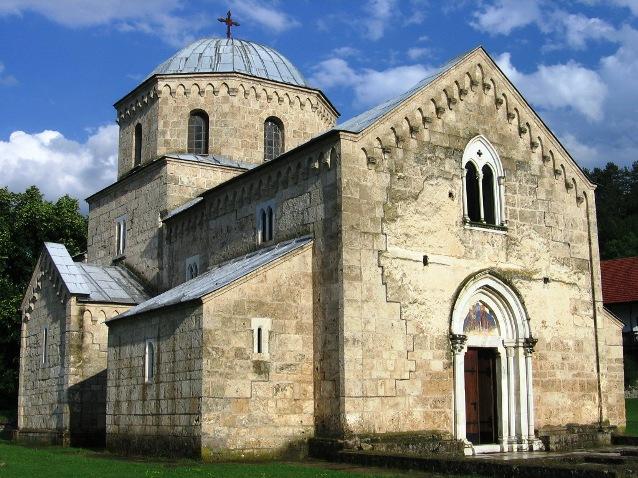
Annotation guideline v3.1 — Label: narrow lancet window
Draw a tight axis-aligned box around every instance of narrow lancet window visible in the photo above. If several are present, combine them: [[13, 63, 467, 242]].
[[134, 123, 142, 166], [145, 340, 155, 383], [264, 117, 284, 161], [188, 110, 209, 154], [482, 165, 496, 225], [465, 162, 481, 222]]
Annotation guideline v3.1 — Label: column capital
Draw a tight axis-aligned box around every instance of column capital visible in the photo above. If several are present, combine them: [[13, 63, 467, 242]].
[[523, 337, 538, 355], [450, 333, 467, 354]]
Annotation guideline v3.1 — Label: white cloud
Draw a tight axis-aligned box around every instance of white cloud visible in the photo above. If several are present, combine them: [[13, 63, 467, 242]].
[[310, 58, 435, 108], [363, 0, 397, 40], [557, 12, 617, 49], [0, 125, 118, 209], [332, 46, 360, 58], [407, 47, 431, 61], [496, 52, 607, 121], [472, 0, 541, 35], [0, 62, 16, 86], [229, 0, 300, 33], [0, 0, 299, 47]]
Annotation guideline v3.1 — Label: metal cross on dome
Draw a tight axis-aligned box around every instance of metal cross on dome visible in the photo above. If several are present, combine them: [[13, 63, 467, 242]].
[[218, 10, 239, 39]]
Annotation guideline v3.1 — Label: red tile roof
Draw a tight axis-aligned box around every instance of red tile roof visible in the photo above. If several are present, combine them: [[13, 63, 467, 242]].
[[601, 256, 638, 304]]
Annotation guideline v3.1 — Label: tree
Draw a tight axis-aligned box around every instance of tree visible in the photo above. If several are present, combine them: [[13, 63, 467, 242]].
[[0, 186, 87, 409], [586, 161, 638, 260]]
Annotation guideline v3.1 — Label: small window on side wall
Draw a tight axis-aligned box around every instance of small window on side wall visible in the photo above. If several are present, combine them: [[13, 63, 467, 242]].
[[188, 110, 209, 154], [264, 117, 284, 161], [257, 203, 275, 244], [185, 255, 200, 281], [115, 216, 127, 256], [251, 318, 272, 358], [134, 123, 142, 167], [145, 339, 155, 383], [42, 327, 48, 366]]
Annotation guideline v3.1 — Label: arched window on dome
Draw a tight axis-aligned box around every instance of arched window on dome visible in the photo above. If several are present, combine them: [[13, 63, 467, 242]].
[[264, 117, 284, 161], [134, 123, 142, 167], [188, 110, 209, 155], [461, 136, 506, 227]]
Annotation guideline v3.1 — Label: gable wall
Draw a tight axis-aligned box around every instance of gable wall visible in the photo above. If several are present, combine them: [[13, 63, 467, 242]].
[[201, 245, 314, 459], [163, 135, 344, 435], [18, 274, 70, 440], [337, 50, 622, 437]]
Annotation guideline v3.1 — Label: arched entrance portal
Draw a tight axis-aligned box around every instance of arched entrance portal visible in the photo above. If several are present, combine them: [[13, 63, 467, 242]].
[[450, 272, 543, 454]]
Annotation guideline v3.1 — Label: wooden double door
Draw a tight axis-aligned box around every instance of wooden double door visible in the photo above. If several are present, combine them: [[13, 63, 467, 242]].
[[464, 347, 498, 445]]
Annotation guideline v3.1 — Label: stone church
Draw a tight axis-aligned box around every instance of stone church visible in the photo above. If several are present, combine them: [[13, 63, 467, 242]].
[[17, 31, 625, 459]]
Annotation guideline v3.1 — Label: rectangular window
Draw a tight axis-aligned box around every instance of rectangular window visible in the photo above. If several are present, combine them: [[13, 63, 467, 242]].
[[144, 339, 155, 383], [42, 327, 48, 366], [115, 216, 127, 256]]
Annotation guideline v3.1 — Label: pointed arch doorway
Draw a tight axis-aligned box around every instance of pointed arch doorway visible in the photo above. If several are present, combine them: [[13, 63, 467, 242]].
[[449, 272, 543, 454]]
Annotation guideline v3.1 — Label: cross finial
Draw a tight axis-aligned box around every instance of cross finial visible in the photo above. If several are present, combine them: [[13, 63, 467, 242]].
[[218, 10, 239, 39]]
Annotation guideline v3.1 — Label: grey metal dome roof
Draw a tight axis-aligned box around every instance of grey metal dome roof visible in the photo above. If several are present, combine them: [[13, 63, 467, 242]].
[[151, 38, 307, 86]]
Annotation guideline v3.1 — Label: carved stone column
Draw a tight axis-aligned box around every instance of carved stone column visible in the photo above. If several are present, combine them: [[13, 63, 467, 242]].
[[506, 344, 516, 443], [478, 170, 485, 223], [524, 337, 538, 442], [498, 175, 507, 226], [450, 334, 468, 442], [461, 169, 469, 222]]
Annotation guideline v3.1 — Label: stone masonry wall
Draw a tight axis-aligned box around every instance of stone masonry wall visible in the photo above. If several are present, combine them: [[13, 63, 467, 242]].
[[87, 159, 245, 291], [164, 135, 344, 436], [117, 89, 159, 178], [201, 244, 314, 460], [106, 303, 203, 457], [116, 74, 337, 178], [336, 48, 622, 437], [18, 274, 70, 441]]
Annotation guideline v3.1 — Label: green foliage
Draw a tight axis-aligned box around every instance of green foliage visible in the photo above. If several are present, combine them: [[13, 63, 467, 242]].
[[0, 441, 447, 478], [0, 186, 86, 408], [585, 161, 638, 260]]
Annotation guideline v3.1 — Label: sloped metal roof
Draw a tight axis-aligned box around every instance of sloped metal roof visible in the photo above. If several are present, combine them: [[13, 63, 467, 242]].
[[165, 153, 256, 170], [150, 38, 307, 87], [43, 242, 149, 304], [335, 47, 479, 134], [109, 235, 312, 322]]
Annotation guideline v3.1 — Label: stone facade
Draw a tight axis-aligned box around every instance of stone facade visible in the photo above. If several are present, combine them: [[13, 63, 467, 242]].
[[116, 74, 338, 178], [18, 264, 132, 446], [19, 40, 625, 459], [106, 244, 314, 459], [87, 158, 248, 290]]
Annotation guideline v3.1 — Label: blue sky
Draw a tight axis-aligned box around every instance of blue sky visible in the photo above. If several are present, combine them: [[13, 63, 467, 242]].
[[0, 0, 637, 208]]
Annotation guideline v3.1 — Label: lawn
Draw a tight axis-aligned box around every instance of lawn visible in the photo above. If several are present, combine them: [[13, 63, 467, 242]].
[[626, 398, 638, 435], [0, 440, 457, 478]]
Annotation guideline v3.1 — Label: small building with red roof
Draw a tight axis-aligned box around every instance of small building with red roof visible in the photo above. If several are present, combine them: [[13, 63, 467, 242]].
[[601, 256, 638, 390]]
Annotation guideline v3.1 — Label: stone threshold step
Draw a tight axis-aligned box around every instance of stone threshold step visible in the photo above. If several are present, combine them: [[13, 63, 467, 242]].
[[336, 450, 618, 478]]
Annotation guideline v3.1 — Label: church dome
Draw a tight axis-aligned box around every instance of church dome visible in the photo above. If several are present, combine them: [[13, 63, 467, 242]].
[[150, 38, 307, 87]]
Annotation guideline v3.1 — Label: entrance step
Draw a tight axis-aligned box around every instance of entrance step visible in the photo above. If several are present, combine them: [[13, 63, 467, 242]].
[[583, 454, 626, 465]]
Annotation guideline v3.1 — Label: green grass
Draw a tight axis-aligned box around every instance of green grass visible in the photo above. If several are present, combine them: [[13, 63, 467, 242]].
[[0, 440, 457, 478], [626, 398, 638, 436]]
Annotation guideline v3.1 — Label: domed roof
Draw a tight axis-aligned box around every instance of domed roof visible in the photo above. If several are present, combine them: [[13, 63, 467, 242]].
[[151, 38, 307, 87]]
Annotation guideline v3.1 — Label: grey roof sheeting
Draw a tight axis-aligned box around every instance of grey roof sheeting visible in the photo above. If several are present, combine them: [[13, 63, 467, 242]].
[[150, 38, 307, 87], [163, 197, 203, 221], [43, 242, 149, 305], [165, 153, 256, 171], [110, 236, 313, 322], [335, 47, 478, 134]]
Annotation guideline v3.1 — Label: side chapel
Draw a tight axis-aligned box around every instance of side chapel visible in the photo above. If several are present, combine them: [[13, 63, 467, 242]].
[[17, 18, 625, 458]]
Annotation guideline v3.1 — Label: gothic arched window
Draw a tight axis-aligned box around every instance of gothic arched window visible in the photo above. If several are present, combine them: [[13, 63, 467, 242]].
[[134, 123, 142, 167], [257, 204, 275, 243], [264, 117, 284, 161], [188, 110, 209, 154], [465, 162, 480, 222], [462, 136, 506, 227]]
